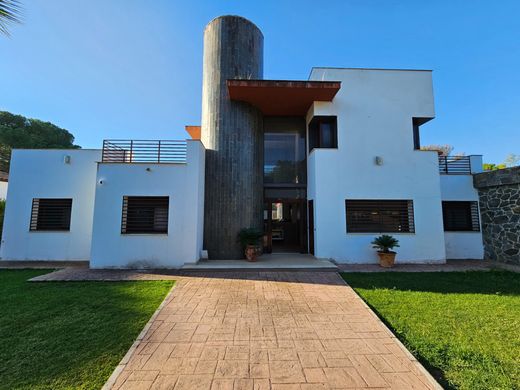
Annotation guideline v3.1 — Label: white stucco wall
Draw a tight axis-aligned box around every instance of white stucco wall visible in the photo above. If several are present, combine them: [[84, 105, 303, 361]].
[[440, 174, 484, 259], [0, 149, 101, 261], [90, 140, 205, 268], [0, 181, 8, 200], [307, 68, 446, 263]]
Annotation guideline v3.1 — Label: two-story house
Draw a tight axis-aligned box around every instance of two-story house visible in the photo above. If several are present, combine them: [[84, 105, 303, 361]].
[[0, 15, 484, 268]]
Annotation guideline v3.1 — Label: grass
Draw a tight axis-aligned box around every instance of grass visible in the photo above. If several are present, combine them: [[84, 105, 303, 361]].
[[0, 269, 174, 390], [341, 271, 520, 390]]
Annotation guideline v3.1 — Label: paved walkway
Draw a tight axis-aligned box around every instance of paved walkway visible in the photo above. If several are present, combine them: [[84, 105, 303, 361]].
[[102, 272, 440, 390]]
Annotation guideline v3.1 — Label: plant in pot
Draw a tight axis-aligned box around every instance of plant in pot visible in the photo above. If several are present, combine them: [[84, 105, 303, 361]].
[[371, 234, 399, 268], [238, 228, 263, 262]]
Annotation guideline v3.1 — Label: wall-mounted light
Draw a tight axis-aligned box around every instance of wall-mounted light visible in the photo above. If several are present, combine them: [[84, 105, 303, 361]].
[[375, 156, 383, 166], [146, 167, 152, 172], [64, 155, 71, 164]]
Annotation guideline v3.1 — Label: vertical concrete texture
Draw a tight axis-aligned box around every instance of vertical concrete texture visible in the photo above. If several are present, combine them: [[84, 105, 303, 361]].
[[201, 16, 264, 259]]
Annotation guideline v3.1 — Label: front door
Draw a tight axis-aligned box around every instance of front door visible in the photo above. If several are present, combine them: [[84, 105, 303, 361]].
[[264, 199, 307, 253]]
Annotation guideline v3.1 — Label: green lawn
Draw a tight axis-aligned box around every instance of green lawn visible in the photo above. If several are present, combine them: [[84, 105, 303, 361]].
[[341, 271, 520, 390], [0, 269, 174, 390]]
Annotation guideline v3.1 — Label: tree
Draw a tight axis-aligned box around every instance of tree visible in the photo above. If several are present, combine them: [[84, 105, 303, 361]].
[[420, 144, 454, 156], [0, 111, 80, 172], [0, 0, 21, 36], [503, 153, 520, 168]]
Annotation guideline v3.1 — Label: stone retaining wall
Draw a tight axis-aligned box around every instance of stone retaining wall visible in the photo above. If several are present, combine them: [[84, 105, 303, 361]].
[[473, 166, 520, 264]]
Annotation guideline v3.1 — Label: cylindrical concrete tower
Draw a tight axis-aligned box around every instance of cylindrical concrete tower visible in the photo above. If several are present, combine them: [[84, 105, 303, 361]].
[[201, 16, 264, 259]]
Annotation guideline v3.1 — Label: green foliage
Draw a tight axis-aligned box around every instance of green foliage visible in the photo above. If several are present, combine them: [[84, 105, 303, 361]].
[[483, 163, 507, 171], [238, 227, 263, 247], [0, 111, 80, 171], [341, 271, 520, 390], [0, 0, 22, 36], [0, 270, 174, 389], [371, 234, 399, 253]]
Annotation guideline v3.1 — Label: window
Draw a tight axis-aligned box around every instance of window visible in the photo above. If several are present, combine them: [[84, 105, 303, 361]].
[[346, 200, 415, 233], [309, 116, 337, 152], [442, 201, 480, 232], [121, 196, 169, 234], [264, 116, 306, 185], [30, 198, 72, 231]]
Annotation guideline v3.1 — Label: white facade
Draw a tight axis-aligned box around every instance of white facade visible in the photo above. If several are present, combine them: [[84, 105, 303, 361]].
[[440, 160, 484, 259], [307, 68, 483, 263], [0, 149, 100, 261], [0, 181, 8, 200], [0, 67, 484, 266], [90, 141, 205, 268]]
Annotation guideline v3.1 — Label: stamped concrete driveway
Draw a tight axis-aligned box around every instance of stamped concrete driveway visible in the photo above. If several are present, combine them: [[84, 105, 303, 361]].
[[105, 272, 440, 390]]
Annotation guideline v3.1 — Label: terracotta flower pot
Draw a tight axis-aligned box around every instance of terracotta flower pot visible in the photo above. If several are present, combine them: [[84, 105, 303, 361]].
[[377, 251, 396, 268], [245, 245, 258, 262]]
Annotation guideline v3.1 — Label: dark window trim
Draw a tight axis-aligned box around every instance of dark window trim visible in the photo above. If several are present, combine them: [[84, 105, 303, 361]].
[[309, 116, 338, 152], [442, 201, 480, 232], [412, 117, 432, 151], [30, 198, 72, 232], [121, 196, 169, 235], [345, 199, 415, 233]]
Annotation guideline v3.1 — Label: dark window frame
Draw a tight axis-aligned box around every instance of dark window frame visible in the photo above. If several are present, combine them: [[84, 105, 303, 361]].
[[30, 198, 72, 231], [309, 116, 338, 152], [121, 196, 169, 234], [442, 201, 480, 232], [345, 199, 415, 233]]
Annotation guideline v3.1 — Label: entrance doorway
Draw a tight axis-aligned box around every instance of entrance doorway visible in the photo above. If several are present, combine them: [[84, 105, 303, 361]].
[[264, 199, 307, 253]]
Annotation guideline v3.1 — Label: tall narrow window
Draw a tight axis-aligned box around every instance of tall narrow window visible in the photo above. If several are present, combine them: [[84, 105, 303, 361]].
[[309, 116, 337, 152], [345, 200, 415, 233], [30, 198, 72, 231], [442, 201, 480, 232], [121, 196, 169, 234]]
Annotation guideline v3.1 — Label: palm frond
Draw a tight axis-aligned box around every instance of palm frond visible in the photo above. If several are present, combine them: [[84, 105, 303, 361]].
[[0, 0, 22, 36]]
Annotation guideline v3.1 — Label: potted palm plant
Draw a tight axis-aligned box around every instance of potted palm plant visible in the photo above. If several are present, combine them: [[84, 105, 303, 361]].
[[238, 228, 263, 261], [371, 234, 399, 268]]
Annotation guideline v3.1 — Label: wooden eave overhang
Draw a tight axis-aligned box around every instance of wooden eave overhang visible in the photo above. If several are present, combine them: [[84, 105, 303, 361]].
[[227, 79, 341, 116]]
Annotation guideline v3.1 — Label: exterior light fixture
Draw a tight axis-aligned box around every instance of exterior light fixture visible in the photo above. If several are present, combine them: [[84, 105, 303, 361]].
[[375, 156, 383, 166]]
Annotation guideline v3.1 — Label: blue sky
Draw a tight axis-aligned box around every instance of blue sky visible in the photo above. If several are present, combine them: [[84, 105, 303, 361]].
[[1, 0, 519, 163]]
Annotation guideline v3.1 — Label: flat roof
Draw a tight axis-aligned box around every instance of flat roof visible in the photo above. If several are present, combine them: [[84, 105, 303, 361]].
[[227, 79, 341, 116]]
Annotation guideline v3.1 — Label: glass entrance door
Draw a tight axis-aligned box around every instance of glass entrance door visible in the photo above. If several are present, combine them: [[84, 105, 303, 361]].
[[264, 200, 307, 253]]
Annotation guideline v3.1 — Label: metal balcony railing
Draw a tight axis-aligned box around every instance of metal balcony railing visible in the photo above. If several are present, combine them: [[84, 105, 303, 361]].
[[438, 155, 472, 175], [101, 140, 187, 163]]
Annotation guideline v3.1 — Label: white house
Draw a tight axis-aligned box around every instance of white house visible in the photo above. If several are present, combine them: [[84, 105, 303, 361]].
[[0, 15, 484, 267]]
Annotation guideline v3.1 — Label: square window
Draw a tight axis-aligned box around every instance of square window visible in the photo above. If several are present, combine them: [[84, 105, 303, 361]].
[[121, 196, 169, 234], [30, 198, 72, 231], [309, 116, 337, 151], [442, 201, 480, 232]]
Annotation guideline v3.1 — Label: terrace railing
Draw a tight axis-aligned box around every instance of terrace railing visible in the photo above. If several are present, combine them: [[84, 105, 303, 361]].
[[102, 140, 187, 163], [438, 155, 472, 175]]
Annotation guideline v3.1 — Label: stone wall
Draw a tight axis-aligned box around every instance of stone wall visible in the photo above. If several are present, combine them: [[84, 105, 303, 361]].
[[473, 166, 520, 264]]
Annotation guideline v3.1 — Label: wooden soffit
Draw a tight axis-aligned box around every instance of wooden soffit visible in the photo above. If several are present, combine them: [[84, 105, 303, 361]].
[[227, 79, 341, 116], [185, 125, 201, 140]]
